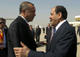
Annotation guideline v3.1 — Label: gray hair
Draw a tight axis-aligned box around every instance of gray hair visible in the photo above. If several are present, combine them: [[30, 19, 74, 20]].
[[19, 1, 34, 14]]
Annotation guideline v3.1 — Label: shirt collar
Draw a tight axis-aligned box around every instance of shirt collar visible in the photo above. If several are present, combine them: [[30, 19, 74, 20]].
[[19, 15, 28, 24], [0, 29, 4, 31], [55, 20, 66, 31]]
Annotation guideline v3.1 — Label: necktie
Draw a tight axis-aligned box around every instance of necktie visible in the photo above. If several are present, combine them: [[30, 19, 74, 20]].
[[28, 24, 29, 26], [0, 30, 4, 49], [30, 29, 32, 31], [48, 27, 50, 29], [50, 28, 56, 42]]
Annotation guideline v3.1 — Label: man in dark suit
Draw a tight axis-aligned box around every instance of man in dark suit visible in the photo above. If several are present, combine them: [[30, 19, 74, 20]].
[[36, 25, 41, 42], [77, 24, 80, 36], [45, 23, 51, 39], [46, 23, 51, 35], [29, 25, 35, 39], [46, 25, 54, 52], [0, 18, 8, 57], [8, 1, 37, 57], [70, 24, 75, 29], [14, 5, 77, 57], [42, 27, 45, 33]]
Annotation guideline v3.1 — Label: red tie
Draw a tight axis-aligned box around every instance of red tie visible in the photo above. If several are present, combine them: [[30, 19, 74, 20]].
[[50, 28, 56, 42], [0, 30, 4, 49], [28, 24, 29, 26]]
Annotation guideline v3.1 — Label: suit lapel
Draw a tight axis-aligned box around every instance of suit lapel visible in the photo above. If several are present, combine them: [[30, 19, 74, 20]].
[[4, 29, 8, 47], [16, 16, 30, 32], [4, 29, 7, 39], [48, 21, 68, 50], [17, 16, 29, 28], [16, 16, 33, 38]]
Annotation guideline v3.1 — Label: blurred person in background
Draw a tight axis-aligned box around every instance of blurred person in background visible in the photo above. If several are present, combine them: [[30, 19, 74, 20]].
[[46, 23, 51, 35], [29, 25, 35, 39], [36, 25, 41, 42], [43, 27, 45, 33], [77, 24, 80, 36], [0, 18, 8, 57], [46, 21, 54, 51]]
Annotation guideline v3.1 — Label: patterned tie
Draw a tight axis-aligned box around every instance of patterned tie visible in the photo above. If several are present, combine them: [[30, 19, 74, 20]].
[[0, 30, 4, 49], [50, 28, 56, 42]]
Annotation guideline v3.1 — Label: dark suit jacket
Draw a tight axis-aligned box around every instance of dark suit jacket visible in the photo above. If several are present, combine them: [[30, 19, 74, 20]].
[[28, 21, 77, 57], [8, 16, 36, 57], [46, 26, 51, 35], [77, 26, 80, 35], [0, 29, 8, 57], [43, 28, 45, 31], [36, 28, 41, 36], [4, 29, 8, 48], [31, 28, 35, 38], [46, 28, 52, 51]]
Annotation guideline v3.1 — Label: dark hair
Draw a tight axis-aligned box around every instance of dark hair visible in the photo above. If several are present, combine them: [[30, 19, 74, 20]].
[[0, 18, 6, 22], [19, 1, 34, 14], [30, 25, 32, 26], [48, 23, 50, 25], [55, 5, 68, 19]]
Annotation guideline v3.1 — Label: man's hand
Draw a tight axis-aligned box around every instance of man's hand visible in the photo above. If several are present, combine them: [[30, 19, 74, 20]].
[[13, 42, 30, 57], [37, 41, 48, 47]]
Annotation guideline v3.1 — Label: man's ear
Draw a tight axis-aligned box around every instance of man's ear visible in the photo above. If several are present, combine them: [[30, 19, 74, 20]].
[[58, 12, 62, 19], [22, 9, 26, 13]]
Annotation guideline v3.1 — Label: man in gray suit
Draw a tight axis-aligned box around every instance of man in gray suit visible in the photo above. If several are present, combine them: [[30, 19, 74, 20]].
[[13, 5, 77, 57]]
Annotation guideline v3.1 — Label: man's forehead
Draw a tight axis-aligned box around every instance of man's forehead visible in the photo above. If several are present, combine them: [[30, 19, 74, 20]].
[[28, 4, 35, 8], [50, 7, 56, 14], [51, 7, 55, 11], [29, 5, 36, 11]]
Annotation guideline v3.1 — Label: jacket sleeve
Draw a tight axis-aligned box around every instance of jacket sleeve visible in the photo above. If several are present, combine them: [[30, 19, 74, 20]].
[[8, 22, 24, 47]]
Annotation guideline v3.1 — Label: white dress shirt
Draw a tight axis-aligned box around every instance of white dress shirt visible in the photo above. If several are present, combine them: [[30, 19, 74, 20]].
[[19, 15, 28, 24], [55, 20, 66, 32]]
